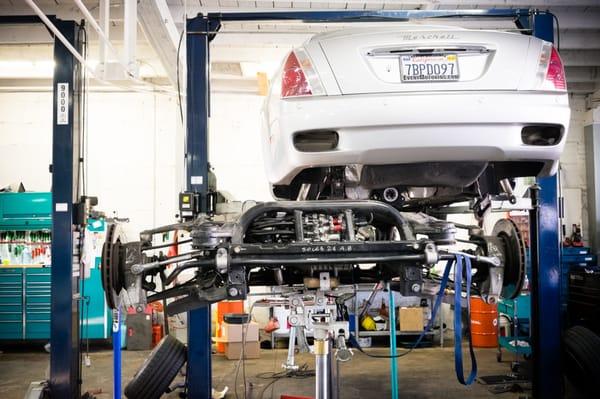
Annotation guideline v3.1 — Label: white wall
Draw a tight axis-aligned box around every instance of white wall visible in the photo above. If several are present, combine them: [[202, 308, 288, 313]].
[[0, 90, 272, 235], [209, 93, 272, 202], [0, 92, 53, 191], [0, 91, 181, 234], [561, 95, 590, 243]]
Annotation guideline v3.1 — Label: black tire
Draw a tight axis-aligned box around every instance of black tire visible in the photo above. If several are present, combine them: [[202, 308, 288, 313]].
[[124, 335, 187, 399], [563, 325, 600, 398]]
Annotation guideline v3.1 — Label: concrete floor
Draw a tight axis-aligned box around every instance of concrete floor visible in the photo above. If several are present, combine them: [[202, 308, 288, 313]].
[[0, 343, 526, 399]]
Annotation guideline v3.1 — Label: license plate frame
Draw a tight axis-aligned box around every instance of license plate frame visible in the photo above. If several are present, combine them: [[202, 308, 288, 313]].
[[400, 54, 459, 82]]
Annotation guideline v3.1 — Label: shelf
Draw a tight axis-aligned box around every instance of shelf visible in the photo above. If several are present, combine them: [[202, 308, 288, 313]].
[[0, 242, 50, 245], [358, 330, 435, 337]]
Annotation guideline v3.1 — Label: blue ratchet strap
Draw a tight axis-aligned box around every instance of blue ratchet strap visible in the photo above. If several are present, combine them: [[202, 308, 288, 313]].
[[409, 258, 454, 349], [453, 254, 478, 386]]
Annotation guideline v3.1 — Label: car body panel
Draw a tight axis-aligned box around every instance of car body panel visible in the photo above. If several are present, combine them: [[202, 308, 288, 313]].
[[262, 27, 570, 189], [315, 28, 532, 94]]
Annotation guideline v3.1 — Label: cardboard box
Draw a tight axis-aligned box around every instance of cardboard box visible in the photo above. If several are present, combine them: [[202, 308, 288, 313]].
[[399, 307, 425, 332], [224, 341, 260, 360], [220, 321, 259, 342]]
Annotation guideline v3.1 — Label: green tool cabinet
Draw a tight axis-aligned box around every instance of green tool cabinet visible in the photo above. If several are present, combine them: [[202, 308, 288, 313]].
[[0, 267, 51, 339], [0, 192, 110, 341]]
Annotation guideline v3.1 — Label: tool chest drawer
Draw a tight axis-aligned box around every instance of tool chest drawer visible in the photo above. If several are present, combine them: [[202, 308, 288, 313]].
[[0, 267, 52, 339], [0, 268, 24, 339], [0, 268, 23, 309], [25, 268, 51, 307]]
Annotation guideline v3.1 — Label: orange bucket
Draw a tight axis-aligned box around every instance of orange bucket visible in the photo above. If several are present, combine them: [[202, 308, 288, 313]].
[[470, 297, 498, 348], [216, 300, 244, 353]]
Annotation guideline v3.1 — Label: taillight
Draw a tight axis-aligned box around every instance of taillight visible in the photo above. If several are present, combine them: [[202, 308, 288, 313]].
[[536, 42, 566, 91], [547, 47, 566, 90], [281, 49, 324, 98]]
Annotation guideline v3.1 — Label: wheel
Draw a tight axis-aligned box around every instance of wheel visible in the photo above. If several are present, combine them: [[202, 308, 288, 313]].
[[562, 325, 600, 398], [124, 335, 187, 399]]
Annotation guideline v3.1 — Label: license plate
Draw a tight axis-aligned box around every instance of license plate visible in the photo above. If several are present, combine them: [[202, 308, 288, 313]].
[[400, 54, 459, 82]]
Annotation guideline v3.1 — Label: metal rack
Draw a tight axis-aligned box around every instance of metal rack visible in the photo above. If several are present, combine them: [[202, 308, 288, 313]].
[[351, 284, 444, 348]]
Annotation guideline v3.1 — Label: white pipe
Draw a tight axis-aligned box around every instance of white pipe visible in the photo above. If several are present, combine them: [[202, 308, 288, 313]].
[[25, 0, 176, 96], [74, 0, 122, 67], [24, 0, 97, 77], [98, 0, 110, 65], [123, 0, 137, 75]]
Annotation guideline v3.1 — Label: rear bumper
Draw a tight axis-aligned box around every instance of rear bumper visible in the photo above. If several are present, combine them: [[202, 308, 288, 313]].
[[264, 91, 570, 185]]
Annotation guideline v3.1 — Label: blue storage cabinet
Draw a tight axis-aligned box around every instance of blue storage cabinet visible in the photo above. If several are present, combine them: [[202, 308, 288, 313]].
[[561, 247, 597, 309], [0, 267, 52, 339], [25, 268, 52, 339], [0, 193, 111, 340], [0, 192, 52, 230], [0, 268, 24, 339]]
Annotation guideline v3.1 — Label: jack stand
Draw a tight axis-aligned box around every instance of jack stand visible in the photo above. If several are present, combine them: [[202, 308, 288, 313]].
[[284, 326, 300, 371], [284, 273, 353, 399], [315, 338, 330, 399]]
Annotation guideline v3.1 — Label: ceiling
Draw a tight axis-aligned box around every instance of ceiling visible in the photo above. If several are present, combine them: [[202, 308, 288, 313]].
[[0, 0, 598, 100]]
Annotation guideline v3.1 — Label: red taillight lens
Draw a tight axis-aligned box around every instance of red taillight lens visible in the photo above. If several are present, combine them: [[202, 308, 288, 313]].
[[281, 51, 312, 98], [546, 46, 566, 90]]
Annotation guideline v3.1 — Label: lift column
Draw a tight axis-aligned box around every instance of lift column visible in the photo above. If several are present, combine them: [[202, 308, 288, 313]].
[[531, 12, 562, 399], [185, 15, 220, 399], [49, 19, 82, 399]]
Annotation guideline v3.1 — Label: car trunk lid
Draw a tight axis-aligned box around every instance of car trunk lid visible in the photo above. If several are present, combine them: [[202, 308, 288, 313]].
[[316, 28, 531, 94]]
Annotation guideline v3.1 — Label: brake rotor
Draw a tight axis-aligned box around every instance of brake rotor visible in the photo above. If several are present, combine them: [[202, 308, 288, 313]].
[[101, 223, 125, 309], [492, 218, 526, 299]]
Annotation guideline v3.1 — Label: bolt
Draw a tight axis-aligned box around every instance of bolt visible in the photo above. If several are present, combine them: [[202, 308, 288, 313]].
[[412, 243, 420, 250], [411, 283, 421, 293], [228, 287, 239, 297], [233, 246, 241, 254]]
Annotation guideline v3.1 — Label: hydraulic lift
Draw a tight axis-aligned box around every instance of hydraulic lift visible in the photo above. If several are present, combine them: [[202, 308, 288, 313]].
[[1, 15, 86, 399], [183, 8, 561, 399], [8, 7, 560, 399]]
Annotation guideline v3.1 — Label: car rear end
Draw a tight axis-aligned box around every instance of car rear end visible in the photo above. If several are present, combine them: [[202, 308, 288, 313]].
[[262, 26, 570, 186]]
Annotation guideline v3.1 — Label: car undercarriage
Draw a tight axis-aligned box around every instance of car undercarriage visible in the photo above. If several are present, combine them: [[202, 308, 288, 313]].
[[101, 196, 526, 318]]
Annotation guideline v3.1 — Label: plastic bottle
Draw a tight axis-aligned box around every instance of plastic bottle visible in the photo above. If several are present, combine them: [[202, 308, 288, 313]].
[[22, 245, 32, 265]]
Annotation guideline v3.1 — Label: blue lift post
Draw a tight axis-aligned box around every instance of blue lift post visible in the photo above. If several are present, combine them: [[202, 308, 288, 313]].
[[186, 15, 220, 399], [184, 9, 562, 399], [388, 285, 399, 399], [531, 12, 562, 399], [50, 19, 82, 399], [113, 309, 122, 399]]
